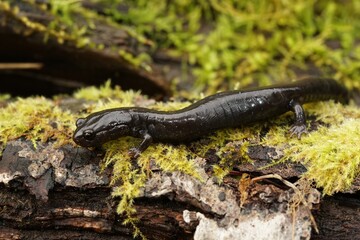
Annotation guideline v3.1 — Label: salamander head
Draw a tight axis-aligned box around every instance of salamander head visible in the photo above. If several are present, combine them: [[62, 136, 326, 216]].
[[73, 110, 132, 147]]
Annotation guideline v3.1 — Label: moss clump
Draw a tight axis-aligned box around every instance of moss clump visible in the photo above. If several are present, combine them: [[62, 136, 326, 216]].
[[73, 80, 143, 102], [102, 137, 202, 238], [193, 127, 258, 182], [282, 102, 360, 195], [290, 118, 360, 195], [0, 97, 76, 154], [262, 101, 360, 195], [0, 94, 10, 101]]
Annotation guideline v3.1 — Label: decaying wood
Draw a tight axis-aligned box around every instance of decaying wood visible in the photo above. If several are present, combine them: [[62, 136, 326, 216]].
[[0, 1, 174, 97], [0, 123, 359, 239], [311, 194, 360, 240], [0, 136, 324, 240]]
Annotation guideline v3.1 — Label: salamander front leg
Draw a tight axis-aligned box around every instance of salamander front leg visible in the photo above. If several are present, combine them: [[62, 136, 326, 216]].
[[289, 100, 308, 139], [129, 132, 153, 159]]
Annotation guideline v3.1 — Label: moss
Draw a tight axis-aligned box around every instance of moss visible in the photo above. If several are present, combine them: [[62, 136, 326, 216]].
[[100, 0, 360, 95], [290, 118, 360, 195], [0, 94, 10, 101], [283, 102, 360, 195], [262, 101, 360, 195], [102, 137, 203, 238], [3, 0, 360, 95], [0, 97, 76, 154], [73, 80, 148, 122], [191, 127, 258, 182], [73, 79, 143, 102]]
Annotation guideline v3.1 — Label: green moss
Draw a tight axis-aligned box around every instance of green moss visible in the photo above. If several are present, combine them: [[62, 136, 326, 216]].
[[187, 125, 259, 182], [73, 80, 142, 102], [0, 94, 10, 101], [285, 102, 360, 195], [0, 97, 76, 153], [262, 101, 360, 195], [102, 137, 203, 238], [289, 118, 360, 195], [4, 0, 360, 95], [101, 0, 360, 95]]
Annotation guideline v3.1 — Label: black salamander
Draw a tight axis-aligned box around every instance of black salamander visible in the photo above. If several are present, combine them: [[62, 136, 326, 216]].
[[73, 78, 349, 157]]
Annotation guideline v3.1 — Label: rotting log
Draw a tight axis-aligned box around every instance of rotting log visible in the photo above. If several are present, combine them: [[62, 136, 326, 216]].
[[0, 97, 359, 239], [0, 136, 332, 240], [0, 1, 174, 97]]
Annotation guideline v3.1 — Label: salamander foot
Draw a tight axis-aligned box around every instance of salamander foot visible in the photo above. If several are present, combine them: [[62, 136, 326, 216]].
[[129, 147, 141, 159], [289, 123, 308, 139]]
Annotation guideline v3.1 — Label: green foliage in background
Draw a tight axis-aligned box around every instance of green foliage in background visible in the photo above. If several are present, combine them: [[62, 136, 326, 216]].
[[99, 0, 360, 94], [3, 0, 360, 95]]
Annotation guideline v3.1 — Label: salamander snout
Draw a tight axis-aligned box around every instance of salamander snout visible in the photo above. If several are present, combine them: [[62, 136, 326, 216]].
[[73, 128, 97, 147]]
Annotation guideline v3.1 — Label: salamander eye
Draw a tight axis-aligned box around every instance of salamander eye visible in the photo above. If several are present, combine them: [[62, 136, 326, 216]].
[[83, 129, 95, 141], [76, 118, 85, 127]]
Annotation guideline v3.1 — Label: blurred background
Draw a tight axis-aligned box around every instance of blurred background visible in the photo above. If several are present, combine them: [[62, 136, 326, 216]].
[[1, 0, 360, 98]]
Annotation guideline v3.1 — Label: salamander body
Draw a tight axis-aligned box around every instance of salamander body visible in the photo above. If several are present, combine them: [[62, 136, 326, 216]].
[[73, 78, 349, 157]]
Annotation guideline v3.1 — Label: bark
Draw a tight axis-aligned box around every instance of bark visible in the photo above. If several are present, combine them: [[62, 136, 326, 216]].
[[0, 134, 359, 239], [0, 137, 321, 239], [312, 194, 360, 240]]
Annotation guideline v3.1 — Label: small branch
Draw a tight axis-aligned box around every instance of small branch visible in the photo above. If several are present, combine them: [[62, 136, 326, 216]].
[[0, 63, 44, 70]]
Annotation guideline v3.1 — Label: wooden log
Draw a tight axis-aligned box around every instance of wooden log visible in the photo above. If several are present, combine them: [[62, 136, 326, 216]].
[[0, 138, 321, 239], [0, 1, 172, 97]]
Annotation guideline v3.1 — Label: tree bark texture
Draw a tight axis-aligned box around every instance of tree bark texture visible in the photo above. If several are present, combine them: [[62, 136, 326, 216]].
[[1, 136, 357, 239]]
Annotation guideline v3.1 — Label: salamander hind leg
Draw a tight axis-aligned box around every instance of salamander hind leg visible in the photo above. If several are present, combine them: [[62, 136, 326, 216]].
[[289, 100, 308, 139]]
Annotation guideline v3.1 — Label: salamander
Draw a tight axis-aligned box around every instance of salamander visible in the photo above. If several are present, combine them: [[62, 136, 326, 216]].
[[73, 78, 349, 157]]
